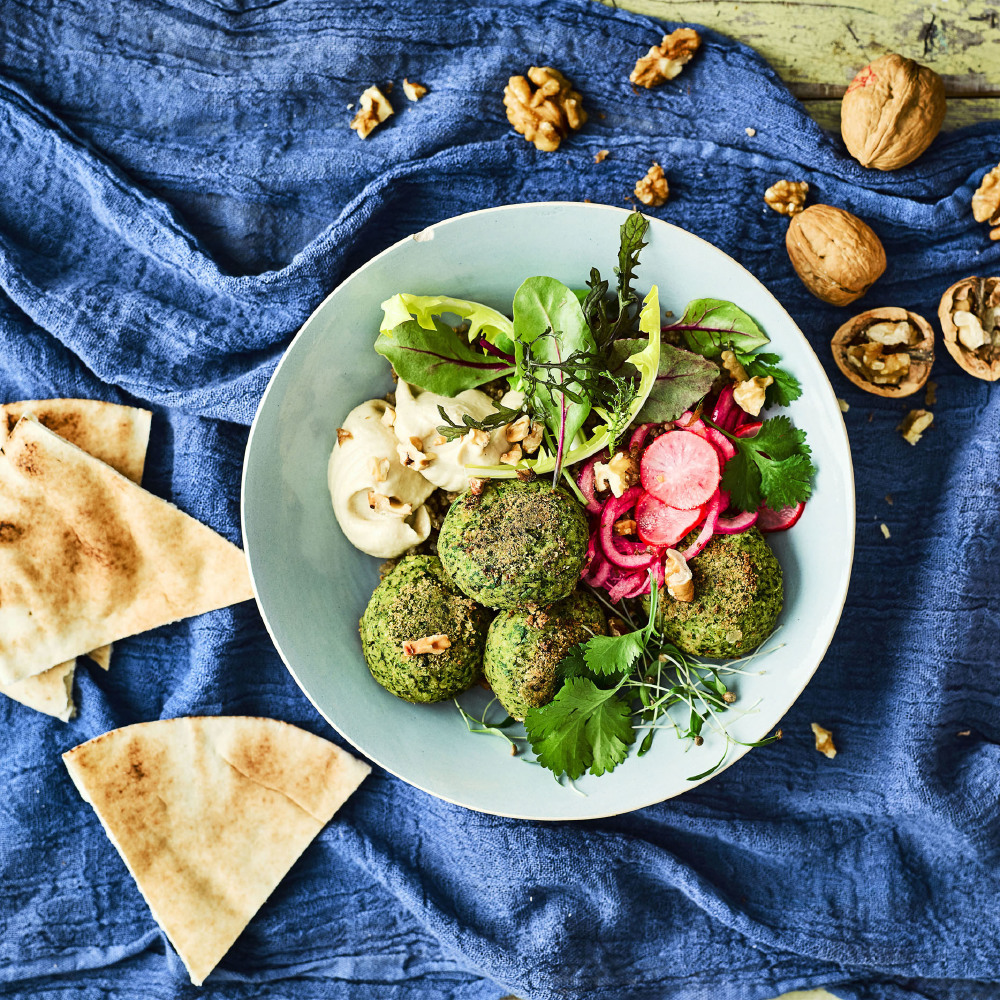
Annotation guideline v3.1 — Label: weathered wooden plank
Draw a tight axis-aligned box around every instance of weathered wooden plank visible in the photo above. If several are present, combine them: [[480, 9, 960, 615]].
[[605, 0, 1000, 97], [804, 95, 1000, 130]]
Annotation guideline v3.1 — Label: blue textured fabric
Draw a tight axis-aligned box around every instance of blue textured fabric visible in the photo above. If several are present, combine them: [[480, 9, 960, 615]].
[[0, 2, 998, 999]]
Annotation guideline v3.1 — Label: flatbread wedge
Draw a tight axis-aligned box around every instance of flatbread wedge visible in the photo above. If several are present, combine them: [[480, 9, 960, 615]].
[[0, 416, 254, 684], [0, 400, 151, 717], [63, 717, 371, 985]]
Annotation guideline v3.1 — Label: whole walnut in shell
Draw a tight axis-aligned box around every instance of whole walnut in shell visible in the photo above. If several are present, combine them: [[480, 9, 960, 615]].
[[831, 307, 934, 398], [786, 204, 886, 306], [938, 276, 1000, 381], [841, 54, 946, 171]]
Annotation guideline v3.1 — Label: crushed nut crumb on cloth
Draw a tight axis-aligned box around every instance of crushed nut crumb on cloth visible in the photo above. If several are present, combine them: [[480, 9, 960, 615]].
[[811, 723, 837, 758], [629, 28, 701, 88], [350, 85, 393, 139]]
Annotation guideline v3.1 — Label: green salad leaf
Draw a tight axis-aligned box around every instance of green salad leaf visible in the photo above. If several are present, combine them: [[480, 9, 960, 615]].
[[719, 414, 815, 512], [524, 676, 635, 780], [671, 298, 770, 357], [736, 351, 803, 409], [374, 320, 515, 396], [613, 340, 719, 423], [380, 293, 516, 354]]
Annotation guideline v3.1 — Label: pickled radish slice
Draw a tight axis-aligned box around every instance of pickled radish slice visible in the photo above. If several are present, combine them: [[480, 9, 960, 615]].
[[635, 493, 704, 547], [640, 430, 721, 510], [757, 501, 805, 532]]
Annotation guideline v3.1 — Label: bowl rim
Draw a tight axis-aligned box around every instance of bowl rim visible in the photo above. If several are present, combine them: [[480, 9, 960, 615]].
[[241, 200, 856, 819]]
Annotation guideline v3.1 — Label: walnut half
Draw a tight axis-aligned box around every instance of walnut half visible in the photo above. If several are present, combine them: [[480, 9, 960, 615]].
[[938, 276, 1000, 381], [504, 66, 587, 152], [635, 163, 669, 207], [831, 307, 934, 398], [972, 164, 1000, 240], [629, 28, 701, 88], [764, 179, 809, 216]]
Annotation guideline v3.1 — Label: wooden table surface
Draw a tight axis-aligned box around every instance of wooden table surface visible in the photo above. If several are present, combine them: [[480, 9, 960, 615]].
[[609, 0, 1000, 130], [508, 5, 998, 1000]]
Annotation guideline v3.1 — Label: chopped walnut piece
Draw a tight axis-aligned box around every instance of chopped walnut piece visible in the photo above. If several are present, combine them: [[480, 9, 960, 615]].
[[468, 477, 486, 496], [811, 722, 837, 758], [745, 127, 756, 137], [733, 375, 773, 416], [594, 451, 640, 497], [635, 163, 669, 207], [463, 428, 490, 450], [521, 421, 544, 454], [401, 634, 451, 657], [880, 523, 891, 540], [500, 443, 523, 465], [594, 149, 609, 163], [396, 436, 434, 470], [837, 398, 850, 413], [505, 414, 532, 443], [504, 66, 587, 152], [402, 78, 428, 102], [629, 28, 701, 88], [898, 408, 933, 446], [367, 491, 412, 517], [720, 349, 748, 383], [515, 467, 537, 482], [369, 456, 390, 483], [336, 427, 353, 446], [972, 163, 1000, 240], [350, 86, 394, 139], [764, 179, 809, 217], [613, 518, 637, 536], [663, 548, 694, 602]]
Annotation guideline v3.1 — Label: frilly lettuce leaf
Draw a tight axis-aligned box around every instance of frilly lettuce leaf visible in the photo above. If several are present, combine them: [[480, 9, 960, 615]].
[[380, 293, 515, 354]]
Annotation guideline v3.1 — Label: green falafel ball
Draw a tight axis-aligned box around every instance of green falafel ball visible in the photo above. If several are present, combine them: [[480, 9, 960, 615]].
[[483, 590, 606, 719], [438, 479, 589, 609], [654, 528, 783, 658], [359, 555, 490, 703]]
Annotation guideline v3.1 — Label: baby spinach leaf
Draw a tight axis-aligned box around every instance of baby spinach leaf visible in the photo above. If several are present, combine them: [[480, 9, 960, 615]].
[[374, 320, 514, 397], [524, 677, 635, 780], [671, 298, 770, 357]]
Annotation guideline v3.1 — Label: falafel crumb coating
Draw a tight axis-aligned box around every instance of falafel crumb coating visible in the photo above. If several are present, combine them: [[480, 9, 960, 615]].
[[437, 479, 589, 609], [484, 590, 606, 720], [654, 528, 783, 658], [360, 555, 490, 703]]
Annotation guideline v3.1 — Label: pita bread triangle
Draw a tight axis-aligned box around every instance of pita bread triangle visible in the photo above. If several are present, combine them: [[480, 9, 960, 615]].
[[0, 416, 254, 684], [0, 400, 151, 718], [63, 717, 371, 985]]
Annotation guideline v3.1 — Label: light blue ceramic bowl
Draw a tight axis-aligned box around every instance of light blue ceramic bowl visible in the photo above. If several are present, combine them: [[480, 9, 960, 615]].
[[241, 203, 854, 820]]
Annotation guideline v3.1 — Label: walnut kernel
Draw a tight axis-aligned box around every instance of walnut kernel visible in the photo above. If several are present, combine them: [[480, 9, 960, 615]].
[[401, 634, 451, 657], [629, 28, 701, 88], [831, 307, 934, 398], [504, 66, 587, 152], [663, 549, 694, 603], [938, 276, 1000, 381], [972, 165, 1000, 241], [367, 491, 413, 517], [898, 409, 933, 446], [635, 163, 669, 207], [764, 179, 809, 216], [594, 451, 640, 497], [732, 375, 773, 416], [350, 86, 394, 139], [402, 78, 428, 102], [811, 723, 837, 758]]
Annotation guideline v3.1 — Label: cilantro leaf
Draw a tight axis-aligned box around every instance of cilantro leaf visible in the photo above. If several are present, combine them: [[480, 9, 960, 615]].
[[524, 677, 635, 779], [720, 415, 815, 512], [583, 631, 647, 676], [738, 351, 803, 408]]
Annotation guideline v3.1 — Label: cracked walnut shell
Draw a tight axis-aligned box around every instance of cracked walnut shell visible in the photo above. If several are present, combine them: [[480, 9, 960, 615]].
[[840, 54, 946, 171], [938, 276, 1000, 381], [764, 180, 808, 216], [630, 28, 701, 88], [635, 163, 669, 207], [786, 204, 886, 306], [972, 164, 1000, 241], [504, 66, 587, 152], [831, 307, 934, 398]]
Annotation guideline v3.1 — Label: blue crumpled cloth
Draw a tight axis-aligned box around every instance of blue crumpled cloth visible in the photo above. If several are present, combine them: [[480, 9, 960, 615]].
[[1, 1, 999, 998]]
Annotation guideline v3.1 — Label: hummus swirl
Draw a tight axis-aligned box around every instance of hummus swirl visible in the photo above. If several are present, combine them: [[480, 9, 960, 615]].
[[328, 399, 434, 558]]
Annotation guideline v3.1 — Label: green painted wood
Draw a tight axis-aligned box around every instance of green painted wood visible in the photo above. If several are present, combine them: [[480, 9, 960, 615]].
[[804, 95, 1000, 130]]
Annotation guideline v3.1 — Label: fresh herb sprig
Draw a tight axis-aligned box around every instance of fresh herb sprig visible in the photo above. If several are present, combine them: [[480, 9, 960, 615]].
[[517, 580, 781, 782]]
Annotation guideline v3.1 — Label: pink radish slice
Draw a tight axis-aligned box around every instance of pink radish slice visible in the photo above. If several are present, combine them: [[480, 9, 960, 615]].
[[757, 501, 805, 532], [711, 384, 739, 432], [629, 422, 659, 453], [675, 411, 706, 433], [715, 509, 758, 534], [640, 430, 721, 510], [577, 452, 607, 514], [635, 492, 705, 547], [702, 426, 736, 463], [682, 490, 723, 561], [735, 421, 762, 439], [599, 488, 654, 570]]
